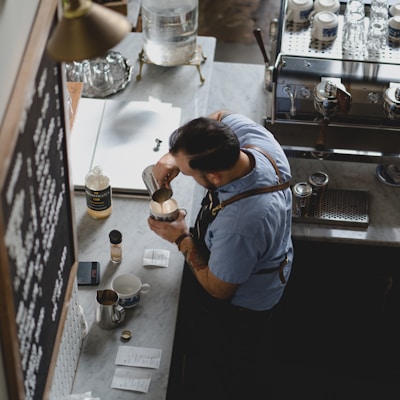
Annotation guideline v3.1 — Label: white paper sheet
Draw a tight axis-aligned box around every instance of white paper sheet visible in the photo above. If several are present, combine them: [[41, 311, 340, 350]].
[[111, 367, 151, 393], [143, 249, 170, 268], [115, 346, 162, 369], [70, 97, 181, 192]]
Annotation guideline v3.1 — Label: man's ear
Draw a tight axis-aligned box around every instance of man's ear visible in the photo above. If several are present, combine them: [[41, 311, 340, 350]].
[[206, 172, 223, 186]]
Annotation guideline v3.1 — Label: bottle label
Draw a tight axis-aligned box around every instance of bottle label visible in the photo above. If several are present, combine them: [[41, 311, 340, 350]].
[[85, 185, 112, 211]]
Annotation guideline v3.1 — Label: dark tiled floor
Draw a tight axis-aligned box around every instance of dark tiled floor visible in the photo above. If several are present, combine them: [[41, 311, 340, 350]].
[[198, 0, 282, 64]]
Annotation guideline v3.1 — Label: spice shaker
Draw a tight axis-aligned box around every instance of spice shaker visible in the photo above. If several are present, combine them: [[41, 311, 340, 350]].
[[109, 230, 122, 263], [309, 171, 329, 208], [293, 182, 313, 217]]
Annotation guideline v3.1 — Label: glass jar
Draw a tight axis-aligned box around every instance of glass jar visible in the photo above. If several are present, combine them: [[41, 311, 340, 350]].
[[85, 166, 112, 219], [141, 0, 199, 66], [109, 230, 122, 263]]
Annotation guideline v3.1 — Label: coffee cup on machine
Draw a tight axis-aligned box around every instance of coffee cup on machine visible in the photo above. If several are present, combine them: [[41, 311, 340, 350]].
[[388, 15, 400, 42], [286, 0, 314, 24], [389, 3, 400, 17], [311, 11, 339, 42], [313, 0, 340, 14]]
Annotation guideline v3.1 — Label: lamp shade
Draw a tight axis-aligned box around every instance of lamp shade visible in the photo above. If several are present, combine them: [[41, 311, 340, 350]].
[[47, 1, 132, 62]]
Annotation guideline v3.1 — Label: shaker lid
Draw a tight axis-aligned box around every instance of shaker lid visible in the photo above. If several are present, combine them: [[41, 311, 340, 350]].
[[293, 182, 313, 196], [109, 229, 122, 244], [309, 172, 329, 187]]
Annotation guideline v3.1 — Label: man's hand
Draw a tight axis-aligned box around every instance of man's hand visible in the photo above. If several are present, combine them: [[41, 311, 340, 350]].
[[153, 153, 180, 188], [148, 209, 188, 243]]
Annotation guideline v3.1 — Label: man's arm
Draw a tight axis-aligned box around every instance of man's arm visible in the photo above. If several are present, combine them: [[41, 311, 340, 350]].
[[207, 110, 233, 122], [178, 235, 239, 300]]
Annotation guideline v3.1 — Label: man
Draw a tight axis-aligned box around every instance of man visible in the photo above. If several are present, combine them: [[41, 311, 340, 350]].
[[148, 110, 293, 400]]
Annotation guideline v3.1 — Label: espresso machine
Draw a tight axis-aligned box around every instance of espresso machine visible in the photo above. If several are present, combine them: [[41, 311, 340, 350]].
[[263, 0, 400, 163]]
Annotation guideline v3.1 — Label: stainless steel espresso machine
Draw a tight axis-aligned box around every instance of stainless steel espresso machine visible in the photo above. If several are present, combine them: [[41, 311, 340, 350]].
[[263, 0, 400, 163]]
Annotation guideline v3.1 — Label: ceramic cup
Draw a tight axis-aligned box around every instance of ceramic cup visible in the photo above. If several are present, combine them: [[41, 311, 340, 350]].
[[112, 274, 150, 309], [389, 3, 400, 17], [286, 0, 314, 24], [149, 198, 186, 222], [389, 15, 400, 41], [313, 0, 340, 14], [311, 11, 339, 41]]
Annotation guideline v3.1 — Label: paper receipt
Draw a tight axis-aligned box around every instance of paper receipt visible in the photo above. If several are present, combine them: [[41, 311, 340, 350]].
[[115, 346, 162, 369], [111, 367, 151, 393], [143, 249, 170, 268]]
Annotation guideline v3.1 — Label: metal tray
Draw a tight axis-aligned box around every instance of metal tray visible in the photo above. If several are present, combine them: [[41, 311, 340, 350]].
[[292, 188, 369, 227], [66, 52, 133, 99]]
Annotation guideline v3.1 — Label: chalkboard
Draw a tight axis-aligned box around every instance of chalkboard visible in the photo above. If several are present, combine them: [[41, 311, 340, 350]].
[[0, 1, 77, 399]]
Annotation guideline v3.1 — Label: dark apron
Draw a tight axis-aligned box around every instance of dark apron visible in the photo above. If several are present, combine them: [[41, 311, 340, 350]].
[[190, 145, 290, 283]]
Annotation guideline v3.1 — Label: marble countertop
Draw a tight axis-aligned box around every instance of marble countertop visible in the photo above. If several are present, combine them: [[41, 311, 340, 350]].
[[71, 33, 213, 399], [72, 42, 400, 400], [71, 174, 198, 399]]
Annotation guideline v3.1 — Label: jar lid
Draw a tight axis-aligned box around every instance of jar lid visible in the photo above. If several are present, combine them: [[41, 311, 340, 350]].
[[293, 182, 313, 197], [121, 329, 132, 341], [309, 172, 329, 187], [109, 230, 122, 244]]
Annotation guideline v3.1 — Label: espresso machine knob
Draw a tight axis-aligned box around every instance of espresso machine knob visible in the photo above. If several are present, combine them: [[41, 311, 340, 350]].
[[383, 84, 400, 120]]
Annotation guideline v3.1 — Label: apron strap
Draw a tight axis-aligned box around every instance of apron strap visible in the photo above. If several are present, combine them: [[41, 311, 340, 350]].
[[211, 145, 290, 216]]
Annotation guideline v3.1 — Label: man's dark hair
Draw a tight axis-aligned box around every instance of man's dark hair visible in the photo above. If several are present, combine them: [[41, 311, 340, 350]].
[[169, 117, 240, 172]]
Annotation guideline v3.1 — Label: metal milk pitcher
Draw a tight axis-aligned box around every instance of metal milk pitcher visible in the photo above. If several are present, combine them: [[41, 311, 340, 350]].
[[142, 164, 173, 203], [95, 289, 125, 330]]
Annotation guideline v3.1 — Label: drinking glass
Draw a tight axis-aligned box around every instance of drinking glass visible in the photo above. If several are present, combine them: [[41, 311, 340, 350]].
[[106, 51, 127, 82], [366, 19, 388, 58], [342, 0, 366, 57], [91, 60, 114, 94]]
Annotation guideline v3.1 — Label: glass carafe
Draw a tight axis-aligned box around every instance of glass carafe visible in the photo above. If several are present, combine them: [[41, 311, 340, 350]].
[[141, 0, 199, 66]]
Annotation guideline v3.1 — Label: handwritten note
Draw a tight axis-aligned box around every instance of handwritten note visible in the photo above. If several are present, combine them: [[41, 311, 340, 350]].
[[111, 367, 151, 393], [115, 346, 162, 369], [143, 249, 170, 268]]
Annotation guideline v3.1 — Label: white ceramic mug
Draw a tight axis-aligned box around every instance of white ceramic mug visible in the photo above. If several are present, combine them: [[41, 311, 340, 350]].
[[389, 3, 400, 17], [389, 15, 400, 41], [313, 0, 340, 14], [286, 0, 314, 23], [149, 198, 186, 221], [112, 274, 150, 308], [311, 11, 339, 41]]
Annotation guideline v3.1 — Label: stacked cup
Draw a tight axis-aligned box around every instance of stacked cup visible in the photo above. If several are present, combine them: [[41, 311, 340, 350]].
[[310, 0, 340, 42], [342, 0, 366, 57], [366, 0, 389, 57], [389, 3, 400, 44]]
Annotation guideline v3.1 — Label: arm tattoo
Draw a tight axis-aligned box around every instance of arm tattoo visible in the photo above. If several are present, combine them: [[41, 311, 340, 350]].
[[182, 246, 208, 272]]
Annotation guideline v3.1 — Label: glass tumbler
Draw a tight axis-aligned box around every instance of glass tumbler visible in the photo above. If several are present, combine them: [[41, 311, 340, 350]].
[[370, 0, 388, 22], [366, 19, 388, 58], [91, 60, 114, 95], [106, 51, 127, 82], [342, 0, 366, 56]]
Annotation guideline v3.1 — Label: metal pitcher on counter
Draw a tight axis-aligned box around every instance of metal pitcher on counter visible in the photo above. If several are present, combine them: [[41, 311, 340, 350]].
[[95, 289, 125, 330]]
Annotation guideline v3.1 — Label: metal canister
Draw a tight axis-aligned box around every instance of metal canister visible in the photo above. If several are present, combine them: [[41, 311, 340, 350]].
[[308, 171, 329, 207], [293, 182, 313, 217]]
